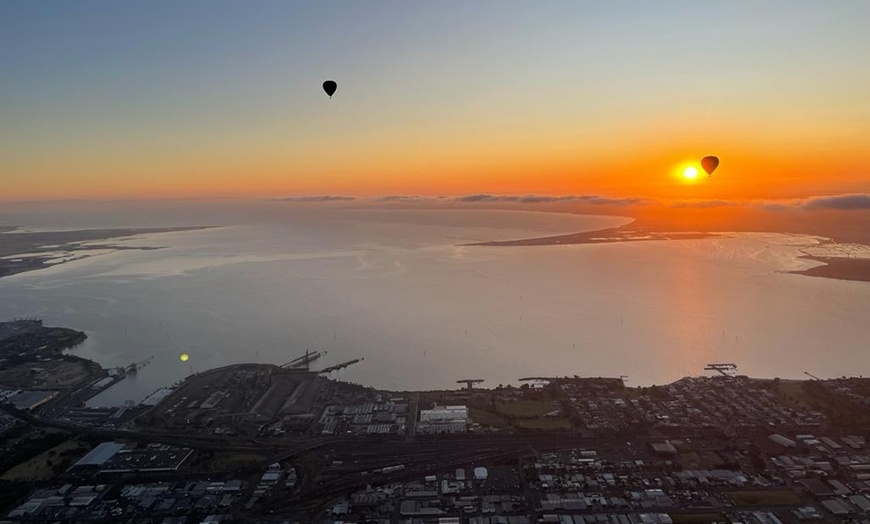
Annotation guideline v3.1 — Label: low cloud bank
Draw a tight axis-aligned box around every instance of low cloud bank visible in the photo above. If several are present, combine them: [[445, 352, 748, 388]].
[[272, 195, 357, 202], [671, 199, 739, 209], [801, 194, 870, 211], [451, 194, 647, 206], [270, 193, 870, 212], [372, 195, 438, 202], [671, 194, 870, 212], [272, 193, 647, 206]]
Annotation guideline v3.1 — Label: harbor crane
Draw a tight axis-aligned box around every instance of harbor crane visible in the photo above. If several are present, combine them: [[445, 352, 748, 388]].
[[457, 379, 484, 390], [281, 349, 324, 370], [125, 355, 154, 374], [319, 358, 364, 374], [704, 363, 738, 377]]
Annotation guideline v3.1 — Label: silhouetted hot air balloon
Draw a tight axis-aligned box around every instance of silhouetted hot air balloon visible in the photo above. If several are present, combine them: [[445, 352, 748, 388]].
[[701, 156, 719, 177], [322, 80, 337, 98]]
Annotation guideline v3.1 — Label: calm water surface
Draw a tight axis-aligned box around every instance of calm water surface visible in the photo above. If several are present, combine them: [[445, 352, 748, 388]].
[[0, 204, 867, 406]]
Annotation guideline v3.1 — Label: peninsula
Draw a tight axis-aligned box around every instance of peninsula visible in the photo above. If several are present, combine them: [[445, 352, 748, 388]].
[[0, 226, 214, 280]]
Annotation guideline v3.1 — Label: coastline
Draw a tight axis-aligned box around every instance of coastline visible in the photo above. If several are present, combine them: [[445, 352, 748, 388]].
[[0, 319, 101, 389], [466, 225, 718, 247], [469, 219, 870, 283], [0, 226, 215, 280], [786, 255, 870, 283], [1, 319, 865, 412]]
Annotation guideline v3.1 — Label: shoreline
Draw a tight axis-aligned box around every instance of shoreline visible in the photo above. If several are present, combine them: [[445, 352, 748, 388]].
[[0, 226, 215, 280], [470, 220, 870, 283], [1, 320, 865, 409], [0, 319, 102, 389], [466, 223, 719, 247], [786, 255, 870, 283]]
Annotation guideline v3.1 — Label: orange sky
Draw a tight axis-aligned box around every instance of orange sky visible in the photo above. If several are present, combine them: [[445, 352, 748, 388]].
[[4, 114, 866, 202], [2, 2, 869, 202]]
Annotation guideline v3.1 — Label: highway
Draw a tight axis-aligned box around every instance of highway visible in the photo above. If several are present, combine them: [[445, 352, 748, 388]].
[[0, 402, 293, 453]]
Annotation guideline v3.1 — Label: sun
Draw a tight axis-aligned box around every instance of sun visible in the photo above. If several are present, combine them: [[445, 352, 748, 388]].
[[682, 166, 699, 180], [673, 162, 703, 183]]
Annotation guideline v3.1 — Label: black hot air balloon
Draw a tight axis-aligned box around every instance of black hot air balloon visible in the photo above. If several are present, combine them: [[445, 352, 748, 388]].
[[322, 80, 337, 98], [701, 156, 719, 177]]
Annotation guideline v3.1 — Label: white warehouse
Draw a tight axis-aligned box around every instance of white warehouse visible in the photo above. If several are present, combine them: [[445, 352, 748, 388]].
[[419, 405, 468, 424]]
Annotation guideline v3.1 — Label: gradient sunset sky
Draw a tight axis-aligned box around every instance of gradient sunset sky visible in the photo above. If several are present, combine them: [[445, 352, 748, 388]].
[[2, 1, 868, 202]]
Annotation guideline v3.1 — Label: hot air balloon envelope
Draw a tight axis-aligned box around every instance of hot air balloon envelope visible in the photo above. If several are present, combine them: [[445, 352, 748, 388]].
[[701, 156, 719, 176], [180, 353, 189, 362], [322, 80, 337, 98]]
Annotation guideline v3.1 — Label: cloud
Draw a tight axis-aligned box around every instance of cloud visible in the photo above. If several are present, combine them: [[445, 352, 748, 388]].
[[749, 193, 870, 212], [577, 196, 649, 206], [671, 199, 739, 209], [451, 194, 647, 206], [668, 194, 870, 212], [268, 194, 647, 206], [266, 193, 870, 211], [453, 194, 502, 203], [756, 202, 792, 212], [373, 195, 430, 202], [801, 194, 870, 211], [272, 195, 356, 202]]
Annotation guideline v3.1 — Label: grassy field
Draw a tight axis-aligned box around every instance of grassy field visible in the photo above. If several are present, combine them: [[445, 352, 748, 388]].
[[726, 490, 801, 506], [496, 400, 555, 417], [1, 440, 84, 481], [513, 418, 571, 430], [469, 406, 570, 431], [469, 407, 511, 430], [773, 380, 821, 410]]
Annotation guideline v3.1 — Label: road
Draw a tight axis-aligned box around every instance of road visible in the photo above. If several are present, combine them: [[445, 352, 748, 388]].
[[406, 391, 419, 441], [0, 402, 293, 453]]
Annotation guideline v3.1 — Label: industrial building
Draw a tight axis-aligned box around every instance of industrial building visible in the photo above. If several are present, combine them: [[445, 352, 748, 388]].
[[69, 441, 193, 474], [417, 405, 469, 434], [768, 433, 797, 448], [0, 389, 59, 410], [420, 405, 468, 424], [72, 442, 127, 469], [649, 441, 678, 456]]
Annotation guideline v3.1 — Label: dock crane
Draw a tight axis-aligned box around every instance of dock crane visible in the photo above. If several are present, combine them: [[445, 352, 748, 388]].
[[457, 379, 484, 390], [319, 358, 364, 374], [704, 363, 738, 377], [125, 355, 154, 374], [281, 349, 324, 370]]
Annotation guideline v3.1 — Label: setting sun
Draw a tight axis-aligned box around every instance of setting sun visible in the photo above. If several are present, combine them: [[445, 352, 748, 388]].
[[682, 166, 699, 180]]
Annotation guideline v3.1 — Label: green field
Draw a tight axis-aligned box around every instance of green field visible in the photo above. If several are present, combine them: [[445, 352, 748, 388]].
[[726, 490, 801, 506], [513, 418, 571, 430], [773, 381, 820, 410], [1, 440, 84, 481], [469, 407, 511, 430], [496, 400, 556, 417]]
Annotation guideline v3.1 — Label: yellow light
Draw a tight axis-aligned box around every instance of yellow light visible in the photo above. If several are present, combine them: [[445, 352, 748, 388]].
[[682, 166, 699, 180], [180, 353, 189, 362]]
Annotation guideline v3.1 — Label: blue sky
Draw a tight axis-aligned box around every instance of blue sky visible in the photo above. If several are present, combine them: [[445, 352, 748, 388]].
[[2, 1, 868, 200]]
